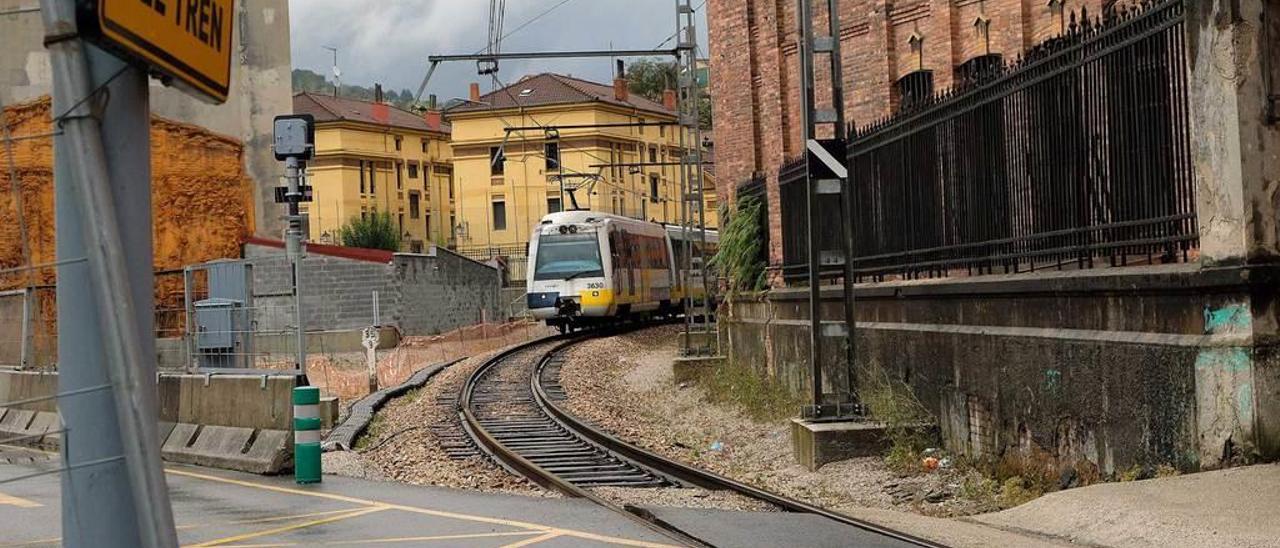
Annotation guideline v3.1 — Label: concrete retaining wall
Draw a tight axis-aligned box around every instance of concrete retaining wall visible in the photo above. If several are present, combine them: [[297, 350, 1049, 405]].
[[720, 264, 1280, 473], [0, 369, 297, 473]]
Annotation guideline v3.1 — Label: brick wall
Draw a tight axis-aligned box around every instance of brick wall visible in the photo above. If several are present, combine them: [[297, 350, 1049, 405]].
[[707, 0, 1111, 273]]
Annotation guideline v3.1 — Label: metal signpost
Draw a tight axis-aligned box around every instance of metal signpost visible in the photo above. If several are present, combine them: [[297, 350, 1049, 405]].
[[40, 0, 238, 546]]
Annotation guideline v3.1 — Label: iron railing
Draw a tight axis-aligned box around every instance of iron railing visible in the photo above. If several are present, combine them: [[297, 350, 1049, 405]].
[[781, 0, 1196, 281]]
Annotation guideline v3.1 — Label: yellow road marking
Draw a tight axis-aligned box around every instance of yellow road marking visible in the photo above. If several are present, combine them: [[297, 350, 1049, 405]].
[[178, 508, 366, 530], [188, 506, 389, 547], [502, 531, 564, 548], [165, 468, 678, 548], [326, 531, 543, 544], [0, 492, 41, 508]]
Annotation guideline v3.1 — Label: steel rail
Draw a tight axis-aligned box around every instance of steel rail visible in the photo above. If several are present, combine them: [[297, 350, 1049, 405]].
[[530, 339, 950, 548], [458, 324, 948, 548], [458, 327, 712, 547]]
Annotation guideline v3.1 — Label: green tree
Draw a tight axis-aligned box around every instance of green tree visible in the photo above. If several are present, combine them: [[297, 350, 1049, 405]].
[[336, 211, 402, 251], [627, 58, 713, 129]]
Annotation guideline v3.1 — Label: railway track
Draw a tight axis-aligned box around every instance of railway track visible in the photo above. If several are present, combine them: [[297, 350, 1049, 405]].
[[458, 327, 948, 548]]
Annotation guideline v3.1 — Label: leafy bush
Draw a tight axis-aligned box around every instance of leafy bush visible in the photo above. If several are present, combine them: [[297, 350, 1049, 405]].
[[337, 211, 402, 251], [702, 360, 803, 422], [710, 195, 767, 293]]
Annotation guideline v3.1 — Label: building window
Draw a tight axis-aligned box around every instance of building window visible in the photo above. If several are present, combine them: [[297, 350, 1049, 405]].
[[448, 177, 455, 199], [398, 213, 404, 233], [490, 146, 505, 176], [660, 124, 666, 138], [394, 136, 402, 151], [547, 195, 562, 214], [649, 146, 657, 164], [396, 162, 403, 189], [649, 175, 660, 203], [359, 160, 367, 193], [638, 117, 645, 135], [955, 54, 1004, 87], [896, 70, 935, 111], [369, 162, 377, 194], [409, 191, 421, 219], [408, 162, 419, 179], [545, 142, 560, 170], [425, 213, 431, 238], [492, 196, 507, 231], [421, 139, 428, 153], [449, 214, 456, 236]]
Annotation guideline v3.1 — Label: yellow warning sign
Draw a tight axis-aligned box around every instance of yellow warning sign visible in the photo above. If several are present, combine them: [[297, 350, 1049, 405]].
[[87, 0, 236, 103]]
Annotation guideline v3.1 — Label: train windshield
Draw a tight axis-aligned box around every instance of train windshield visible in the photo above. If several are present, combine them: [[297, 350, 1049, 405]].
[[533, 232, 603, 281]]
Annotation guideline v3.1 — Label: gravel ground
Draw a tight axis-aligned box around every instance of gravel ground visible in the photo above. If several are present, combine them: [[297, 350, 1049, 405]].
[[559, 325, 984, 517], [343, 351, 554, 497]]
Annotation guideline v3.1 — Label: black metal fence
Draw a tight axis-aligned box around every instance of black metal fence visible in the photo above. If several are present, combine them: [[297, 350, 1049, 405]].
[[782, 0, 1196, 281]]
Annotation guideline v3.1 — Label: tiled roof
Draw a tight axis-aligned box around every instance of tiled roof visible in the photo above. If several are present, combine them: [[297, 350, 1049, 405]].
[[446, 73, 673, 117], [293, 92, 450, 133]]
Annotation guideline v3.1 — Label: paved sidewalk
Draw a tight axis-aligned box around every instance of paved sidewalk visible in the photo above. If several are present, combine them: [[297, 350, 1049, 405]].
[[967, 463, 1280, 548]]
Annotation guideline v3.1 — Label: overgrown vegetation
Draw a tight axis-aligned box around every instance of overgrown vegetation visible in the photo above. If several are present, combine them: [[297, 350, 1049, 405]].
[[857, 359, 934, 474], [337, 211, 402, 251], [702, 360, 803, 422], [709, 195, 767, 294]]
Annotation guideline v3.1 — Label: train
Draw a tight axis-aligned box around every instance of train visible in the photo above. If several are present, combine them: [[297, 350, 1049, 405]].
[[526, 210, 719, 330]]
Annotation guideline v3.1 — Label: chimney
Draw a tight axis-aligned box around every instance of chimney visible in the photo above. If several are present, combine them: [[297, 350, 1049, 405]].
[[424, 109, 443, 131], [374, 83, 383, 103], [613, 60, 629, 102], [428, 94, 438, 109], [469, 82, 481, 102], [662, 89, 677, 111]]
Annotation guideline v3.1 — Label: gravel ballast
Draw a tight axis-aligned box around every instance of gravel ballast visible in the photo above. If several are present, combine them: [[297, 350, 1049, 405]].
[[558, 325, 984, 516], [348, 352, 553, 497]]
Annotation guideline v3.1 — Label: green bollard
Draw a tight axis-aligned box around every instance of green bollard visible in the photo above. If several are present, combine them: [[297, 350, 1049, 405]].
[[293, 386, 322, 484]]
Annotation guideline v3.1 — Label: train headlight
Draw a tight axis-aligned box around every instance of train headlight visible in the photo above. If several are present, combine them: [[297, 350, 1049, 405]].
[[558, 225, 569, 234], [567, 225, 578, 234]]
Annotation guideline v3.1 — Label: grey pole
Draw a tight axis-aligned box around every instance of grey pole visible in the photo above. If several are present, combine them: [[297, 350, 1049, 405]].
[[285, 157, 308, 378], [41, 0, 178, 546]]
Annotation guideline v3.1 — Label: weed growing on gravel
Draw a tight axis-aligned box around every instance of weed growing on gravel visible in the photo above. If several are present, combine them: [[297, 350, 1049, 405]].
[[354, 414, 386, 451], [858, 361, 933, 474], [702, 360, 802, 422]]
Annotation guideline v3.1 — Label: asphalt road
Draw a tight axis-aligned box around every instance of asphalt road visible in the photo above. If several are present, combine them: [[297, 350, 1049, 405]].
[[0, 446, 918, 547]]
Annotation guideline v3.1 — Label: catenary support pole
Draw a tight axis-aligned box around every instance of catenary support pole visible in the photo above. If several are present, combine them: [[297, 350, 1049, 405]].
[[41, 0, 178, 546]]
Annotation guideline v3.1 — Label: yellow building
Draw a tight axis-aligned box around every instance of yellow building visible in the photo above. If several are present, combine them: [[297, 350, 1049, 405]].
[[446, 73, 716, 280], [293, 92, 455, 253]]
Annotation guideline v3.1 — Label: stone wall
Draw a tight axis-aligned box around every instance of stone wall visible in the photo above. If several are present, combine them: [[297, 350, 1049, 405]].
[[720, 264, 1278, 473]]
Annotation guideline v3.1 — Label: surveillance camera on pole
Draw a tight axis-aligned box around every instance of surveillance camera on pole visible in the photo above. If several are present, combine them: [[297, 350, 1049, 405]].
[[273, 114, 315, 377]]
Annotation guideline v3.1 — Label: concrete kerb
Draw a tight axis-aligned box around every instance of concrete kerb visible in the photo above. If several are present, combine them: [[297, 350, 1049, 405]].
[[323, 357, 467, 451]]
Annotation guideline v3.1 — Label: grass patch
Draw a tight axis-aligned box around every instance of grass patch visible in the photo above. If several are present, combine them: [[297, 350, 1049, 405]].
[[701, 360, 803, 422], [353, 413, 386, 451]]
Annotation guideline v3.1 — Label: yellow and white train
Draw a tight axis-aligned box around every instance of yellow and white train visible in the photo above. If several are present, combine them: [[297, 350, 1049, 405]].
[[526, 211, 718, 330]]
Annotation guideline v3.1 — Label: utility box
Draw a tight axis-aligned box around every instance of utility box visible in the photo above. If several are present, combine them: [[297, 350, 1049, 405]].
[[194, 298, 250, 368]]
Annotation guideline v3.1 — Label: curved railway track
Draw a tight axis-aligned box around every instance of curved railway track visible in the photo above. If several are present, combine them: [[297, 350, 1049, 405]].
[[459, 327, 948, 548]]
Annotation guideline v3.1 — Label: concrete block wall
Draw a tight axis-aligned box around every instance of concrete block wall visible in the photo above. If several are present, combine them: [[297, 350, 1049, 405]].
[[242, 243, 501, 337], [394, 248, 502, 335], [720, 264, 1277, 473]]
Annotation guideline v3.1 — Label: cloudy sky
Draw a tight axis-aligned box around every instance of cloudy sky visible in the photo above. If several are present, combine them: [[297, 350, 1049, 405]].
[[288, 0, 709, 102]]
